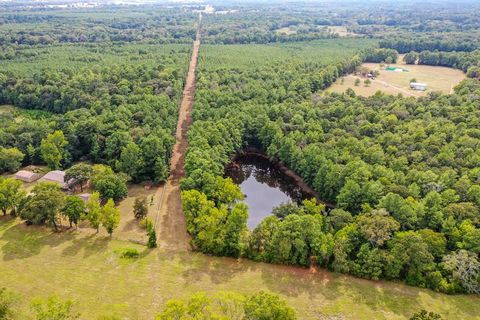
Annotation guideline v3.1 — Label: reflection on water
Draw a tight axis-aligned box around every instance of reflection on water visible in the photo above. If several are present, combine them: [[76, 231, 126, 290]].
[[225, 155, 310, 228]]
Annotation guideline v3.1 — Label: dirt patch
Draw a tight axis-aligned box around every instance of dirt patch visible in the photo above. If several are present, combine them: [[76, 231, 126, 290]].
[[153, 14, 202, 251]]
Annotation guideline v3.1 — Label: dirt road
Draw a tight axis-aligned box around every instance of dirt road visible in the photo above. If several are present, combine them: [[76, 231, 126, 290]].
[[154, 14, 202, 251]]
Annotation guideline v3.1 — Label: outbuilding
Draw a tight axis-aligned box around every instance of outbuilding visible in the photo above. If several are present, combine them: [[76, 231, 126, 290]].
[[410, 82, 427, 91], [14, 170, 42, 183], [40, 170, 68, 189]]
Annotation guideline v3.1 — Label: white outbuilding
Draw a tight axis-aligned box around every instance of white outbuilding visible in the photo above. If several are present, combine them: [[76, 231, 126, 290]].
[[410, 82, 427, 91]]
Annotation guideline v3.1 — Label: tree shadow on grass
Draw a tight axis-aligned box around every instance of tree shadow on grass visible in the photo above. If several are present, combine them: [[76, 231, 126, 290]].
[[173, 251, 256, 285], [61, 234, 110, 258], [162, 248, 480, 319], [0, 219, 75, 261]]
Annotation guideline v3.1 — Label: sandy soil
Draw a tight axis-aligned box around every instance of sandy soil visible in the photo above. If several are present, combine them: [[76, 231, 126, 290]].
[[153, 14, 202, 251]]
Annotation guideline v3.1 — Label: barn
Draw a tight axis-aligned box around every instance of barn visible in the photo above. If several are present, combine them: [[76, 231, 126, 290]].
[[14, 170, 42, 183], [410, 82, 427, 91], [40, 170, 68, 189]]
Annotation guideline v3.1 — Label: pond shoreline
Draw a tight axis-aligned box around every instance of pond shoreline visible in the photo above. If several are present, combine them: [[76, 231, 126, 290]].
[[228, 147, 335, 209]]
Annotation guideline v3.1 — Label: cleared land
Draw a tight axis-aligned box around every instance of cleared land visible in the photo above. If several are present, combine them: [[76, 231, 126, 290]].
[[327, 58, 466, 97], [154, 14, 202, 251], [327, 26, 358, 37], [1, 218, 479, 320]]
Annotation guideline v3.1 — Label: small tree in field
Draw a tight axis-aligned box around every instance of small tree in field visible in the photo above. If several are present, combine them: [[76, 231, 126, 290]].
[[147, 227, 157, 248], [86, 192, 101, 232], [101, 198, 120, 236], [354, 78, 361, 86], [133, 197, 148, 219], [63, 196, 85, 228], [364, 79, 371, 87], [410, 78, 417, 83]]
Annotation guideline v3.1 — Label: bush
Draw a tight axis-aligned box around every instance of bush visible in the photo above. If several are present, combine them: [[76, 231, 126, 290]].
[[117, 248, 140, 259]]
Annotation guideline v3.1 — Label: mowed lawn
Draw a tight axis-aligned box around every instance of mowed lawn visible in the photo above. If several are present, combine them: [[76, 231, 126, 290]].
[[327, 58, 466, 97], [1, 218, 479, 320]]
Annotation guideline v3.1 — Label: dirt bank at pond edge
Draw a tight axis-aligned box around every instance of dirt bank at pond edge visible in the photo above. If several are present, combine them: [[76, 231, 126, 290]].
[[229, 147, 335, 209]]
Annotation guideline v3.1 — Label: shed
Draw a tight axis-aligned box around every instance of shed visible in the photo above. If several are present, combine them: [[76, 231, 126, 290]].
[[78, 193, 92, 202], [40, 170, 67, 189], [14, 170, 41, 183], [410, 82, 427, 91]]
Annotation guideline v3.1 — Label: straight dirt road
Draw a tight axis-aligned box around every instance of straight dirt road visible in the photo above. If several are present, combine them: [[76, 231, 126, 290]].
[[154, 14, 202, 251]]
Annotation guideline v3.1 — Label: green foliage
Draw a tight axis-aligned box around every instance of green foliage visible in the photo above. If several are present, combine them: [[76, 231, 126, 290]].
[[363, 48, 398, 63], [31, 295, 80, 320], [244, 291, 296, 320], [85, 192, 102, 232], [91, 165, 128, 201], [101, 199, 120, 236], [117, 248, 140, 259], [0, 288, 14, 320], [133, 197, 148, 220], [62, 196, 86, 228], [64, 163, 93, 192], [0, 178, 25, 216], [410, 310, 443, 320], [18, 182, 65, 230], [40, 131, 68, 170], [146, 218, 157, 248], [0, 147, 24, 173], [156, 291, 295, 320]]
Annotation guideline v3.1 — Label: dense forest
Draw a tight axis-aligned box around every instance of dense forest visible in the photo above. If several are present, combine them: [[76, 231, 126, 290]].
[[0, 6, 196, 45], [181, 37, 480, 294], [0, 2, 479, 314]]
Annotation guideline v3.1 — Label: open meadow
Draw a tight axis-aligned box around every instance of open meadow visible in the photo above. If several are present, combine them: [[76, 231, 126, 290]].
[[327, 56, 466, 97], [1, 217, 479, 320]]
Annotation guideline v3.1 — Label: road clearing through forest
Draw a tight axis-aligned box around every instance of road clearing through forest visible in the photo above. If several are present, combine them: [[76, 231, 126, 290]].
[[153, 14, 202, 251]]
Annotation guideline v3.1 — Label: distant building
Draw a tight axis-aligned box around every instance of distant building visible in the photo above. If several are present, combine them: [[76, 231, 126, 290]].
[[410, 82, 427, 91], [14, 170, 41, 183], [40, 170, 68, 189]]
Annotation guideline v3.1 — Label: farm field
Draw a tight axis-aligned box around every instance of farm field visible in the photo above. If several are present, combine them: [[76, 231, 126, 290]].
[[327, 57, 466, 97], [1, 218, 479, 320]]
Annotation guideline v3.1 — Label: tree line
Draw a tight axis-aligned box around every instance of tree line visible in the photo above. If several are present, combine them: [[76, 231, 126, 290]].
[[403, 50, 480, 78]]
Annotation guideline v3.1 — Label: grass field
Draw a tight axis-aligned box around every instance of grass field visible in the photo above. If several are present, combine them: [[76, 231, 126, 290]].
[[327, 56, 466, 97], [1, 218, 479, 320]]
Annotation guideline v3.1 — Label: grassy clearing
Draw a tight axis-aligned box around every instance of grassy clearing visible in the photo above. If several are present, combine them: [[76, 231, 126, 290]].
[[327, 56, 466, 97], [1, 218, 479, 320], [327, 26, 359, 37]]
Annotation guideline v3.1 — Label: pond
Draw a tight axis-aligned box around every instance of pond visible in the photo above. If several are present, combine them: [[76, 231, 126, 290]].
[[225, 154, 313, 229]]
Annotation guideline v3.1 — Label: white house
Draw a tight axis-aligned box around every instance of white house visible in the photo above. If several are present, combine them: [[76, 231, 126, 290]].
[[410, 82, 427, 91]]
